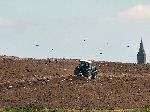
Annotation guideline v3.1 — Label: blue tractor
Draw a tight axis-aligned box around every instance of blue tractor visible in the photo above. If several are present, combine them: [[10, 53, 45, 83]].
[[74, 60, 98, 79]]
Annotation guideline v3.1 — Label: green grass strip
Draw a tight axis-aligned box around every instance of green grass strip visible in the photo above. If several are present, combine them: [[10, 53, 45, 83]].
[[0, 106, 150, 112]]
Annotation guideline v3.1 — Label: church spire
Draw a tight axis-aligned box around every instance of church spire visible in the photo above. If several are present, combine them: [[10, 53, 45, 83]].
[[139, 38, 144, 52], [137, 38, 146, 64]]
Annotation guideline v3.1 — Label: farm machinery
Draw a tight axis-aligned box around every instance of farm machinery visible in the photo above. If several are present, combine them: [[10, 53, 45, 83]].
[[74, 60, 98, 79]]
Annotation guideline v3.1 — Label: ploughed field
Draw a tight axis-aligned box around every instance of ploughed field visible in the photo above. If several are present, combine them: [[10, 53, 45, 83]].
[[0, 56, 150, 110]]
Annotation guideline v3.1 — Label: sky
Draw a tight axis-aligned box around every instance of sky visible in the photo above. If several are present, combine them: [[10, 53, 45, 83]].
[[0, 0, 150, 63]]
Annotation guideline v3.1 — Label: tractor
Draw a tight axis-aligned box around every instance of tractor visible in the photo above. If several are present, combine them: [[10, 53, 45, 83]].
[[74, 60, 98, 79]]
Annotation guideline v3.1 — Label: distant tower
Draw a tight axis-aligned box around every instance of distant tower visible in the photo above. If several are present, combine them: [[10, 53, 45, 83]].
[[137, 38, 146, 64]]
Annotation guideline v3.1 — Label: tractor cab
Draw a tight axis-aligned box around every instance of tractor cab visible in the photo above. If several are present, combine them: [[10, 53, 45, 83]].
[[79, 60, 91, 69]]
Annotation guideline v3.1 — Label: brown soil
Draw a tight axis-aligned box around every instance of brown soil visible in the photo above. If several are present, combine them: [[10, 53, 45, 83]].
[[0, 56, 150, 110]]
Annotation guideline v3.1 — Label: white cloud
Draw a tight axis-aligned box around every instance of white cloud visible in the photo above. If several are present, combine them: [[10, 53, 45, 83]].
[[0, 17, 34, 28], [0, 17, 14, 27], [117, 4, 150, 19]]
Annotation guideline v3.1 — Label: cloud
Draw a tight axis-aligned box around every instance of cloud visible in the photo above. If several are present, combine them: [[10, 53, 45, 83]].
[[117, 4, 150, 19], [0, 17, 33, 28], [0, 17, 14, 27]]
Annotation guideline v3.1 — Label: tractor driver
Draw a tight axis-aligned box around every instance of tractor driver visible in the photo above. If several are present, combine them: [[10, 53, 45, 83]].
[[85, 62, 90, 69]]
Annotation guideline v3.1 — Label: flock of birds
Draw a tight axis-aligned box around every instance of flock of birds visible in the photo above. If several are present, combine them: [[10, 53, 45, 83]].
[[34, 39, 131, 57]]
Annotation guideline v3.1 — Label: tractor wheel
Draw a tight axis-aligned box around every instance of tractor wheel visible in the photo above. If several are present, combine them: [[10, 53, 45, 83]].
[[91, 73, 97, 79], [74, 66, 81, 76]]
